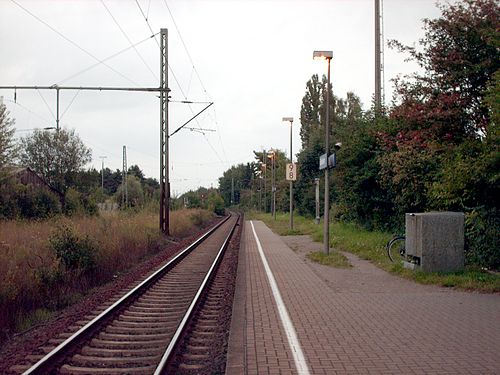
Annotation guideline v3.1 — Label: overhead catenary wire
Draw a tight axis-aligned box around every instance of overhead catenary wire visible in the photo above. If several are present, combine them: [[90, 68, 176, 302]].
[[57, 33, 159, 85], [134, 0, 185, 100], [10, 0, 142, 87], [60, 89, 81, 120], [36, 89, 55, 120], [162, 0, 229, 165], [5, 99, 53, 128], [100, 0, 158, 81], [135, 0, 224, 166]]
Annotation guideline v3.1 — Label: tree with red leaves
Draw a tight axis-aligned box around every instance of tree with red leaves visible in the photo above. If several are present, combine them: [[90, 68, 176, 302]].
[[389, 0, 499, 141]]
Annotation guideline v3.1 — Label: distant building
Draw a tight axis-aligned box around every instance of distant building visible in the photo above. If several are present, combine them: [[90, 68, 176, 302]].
[[8, 166, 64, 203]]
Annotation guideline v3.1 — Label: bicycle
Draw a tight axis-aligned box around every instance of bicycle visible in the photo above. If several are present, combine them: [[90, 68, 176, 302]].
[[386, 235, 406, 262]]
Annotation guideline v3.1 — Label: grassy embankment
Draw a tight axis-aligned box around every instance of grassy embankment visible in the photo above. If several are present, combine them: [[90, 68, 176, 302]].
[[247, 211, 499, 293], [0, 208, 214, 340]]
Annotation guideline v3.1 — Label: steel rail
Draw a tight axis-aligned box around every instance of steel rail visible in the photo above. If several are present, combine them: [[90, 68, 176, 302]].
[[23, 214, 231, 375], [154, 213, 239, 374]]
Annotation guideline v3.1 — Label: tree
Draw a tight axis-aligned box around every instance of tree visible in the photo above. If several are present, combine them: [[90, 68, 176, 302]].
[[19, 128, 92, 192], [388, 0, 499, 138], [128, 165, 145, 182], [300, 74, 322, 148], [0, 103, 16, 171], [115, 175, 144, 208]]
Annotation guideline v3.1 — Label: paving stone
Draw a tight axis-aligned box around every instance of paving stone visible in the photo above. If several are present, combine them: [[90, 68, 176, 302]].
[[226, 220, 500, 375]]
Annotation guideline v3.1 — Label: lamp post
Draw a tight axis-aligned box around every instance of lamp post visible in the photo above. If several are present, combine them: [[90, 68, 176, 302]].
[[282, 117, 294, 230], [313, 50, 333, 255], [267, 149, 276, 220]]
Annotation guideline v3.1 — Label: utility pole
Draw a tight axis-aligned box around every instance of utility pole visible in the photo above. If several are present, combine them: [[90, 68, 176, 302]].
[[263, 149, 267, 213], [375, 0, 382, 115], [268, 149, 276, 220], [99, 155, 107, 193], [315, 178, 320, 224], [231, 176, 235, 205], [159, 28, 169, 235], [259, 172, 262, 211], [122, 146, 128, 208], [1, 28, 172, 234], [283, 117, 294, 230]]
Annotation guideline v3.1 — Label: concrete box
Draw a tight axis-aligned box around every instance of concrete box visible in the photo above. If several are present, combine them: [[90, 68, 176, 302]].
[[405, 212, 465, 273]]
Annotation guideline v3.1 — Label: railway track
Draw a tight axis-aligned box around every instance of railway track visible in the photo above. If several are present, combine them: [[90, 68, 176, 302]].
[[20, 213, 240, 375]]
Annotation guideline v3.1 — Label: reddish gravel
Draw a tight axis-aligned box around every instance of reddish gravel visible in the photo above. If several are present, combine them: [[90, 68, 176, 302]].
[[0, 216, 224, 375]]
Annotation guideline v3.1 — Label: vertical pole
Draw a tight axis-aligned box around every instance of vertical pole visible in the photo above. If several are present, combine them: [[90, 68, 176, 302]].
[[272, 151, 276, 220], [375, 0, 381, 115], [101, 159, 104, 191], [315, 178, 320, 224], [160, 28, 169, 235], [289, 120, 293, 231], [259, 172, 262, 211], [263, 149, 267, 213], [324, 58, 331, 255], [231, 177, 235, 205], [56, 88, 60, 131]]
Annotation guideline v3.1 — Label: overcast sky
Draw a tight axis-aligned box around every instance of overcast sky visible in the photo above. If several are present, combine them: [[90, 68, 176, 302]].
[[0, 0, 444, 195]]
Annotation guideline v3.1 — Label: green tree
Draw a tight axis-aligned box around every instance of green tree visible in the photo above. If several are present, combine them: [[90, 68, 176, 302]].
[[0, 103, 16, 171], [19, 128, 92, 192], [115, 175, 144, 208]]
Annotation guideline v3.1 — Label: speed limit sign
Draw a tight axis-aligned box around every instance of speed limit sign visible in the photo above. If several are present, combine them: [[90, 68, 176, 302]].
[[286, 163, 297, 181]]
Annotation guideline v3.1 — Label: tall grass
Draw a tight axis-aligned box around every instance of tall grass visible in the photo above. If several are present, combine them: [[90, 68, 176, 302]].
[[0, 208, 214, 340]]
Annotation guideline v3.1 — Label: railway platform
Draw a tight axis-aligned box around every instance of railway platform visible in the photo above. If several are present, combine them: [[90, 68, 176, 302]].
[[226, 220, 500, 375]]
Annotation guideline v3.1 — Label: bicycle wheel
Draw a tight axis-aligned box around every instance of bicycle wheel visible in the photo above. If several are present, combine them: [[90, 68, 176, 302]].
[[387, 236, 405, 263]]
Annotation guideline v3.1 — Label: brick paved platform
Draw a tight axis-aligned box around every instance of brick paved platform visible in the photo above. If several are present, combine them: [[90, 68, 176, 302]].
[[226, 220, 500, 375]]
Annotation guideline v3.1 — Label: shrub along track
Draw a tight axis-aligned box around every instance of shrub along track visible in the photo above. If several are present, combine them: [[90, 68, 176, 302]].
[[4, 213, 242, 374]]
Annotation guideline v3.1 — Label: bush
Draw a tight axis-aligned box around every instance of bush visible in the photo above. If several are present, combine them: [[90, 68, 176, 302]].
[[49, 223, 97, 272], [208, 193, 225, 215], [465, 208, 500, 270], [16, 185, 62, 219], [64, 188, 98, 217]]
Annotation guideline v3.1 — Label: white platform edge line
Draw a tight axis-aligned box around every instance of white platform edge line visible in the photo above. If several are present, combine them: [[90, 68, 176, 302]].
[[250, 221, 311, 375]]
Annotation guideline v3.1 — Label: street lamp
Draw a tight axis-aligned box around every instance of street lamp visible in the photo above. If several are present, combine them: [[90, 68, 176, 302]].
[[282, 117, 294, 231], [313, 50, 333, 255]]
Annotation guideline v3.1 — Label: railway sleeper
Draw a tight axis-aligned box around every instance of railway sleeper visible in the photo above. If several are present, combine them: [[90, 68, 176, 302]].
[[60, 364, 157, 374], [110, 320, 177, 328], [80, 346, 165, 357], [117, 314, 179, 323], [90, 338, 167, 349], [128, 305, 187, 313], [105, 325, 172, 335], [69, 353, 160, 367], [98, 332, 172, 341]]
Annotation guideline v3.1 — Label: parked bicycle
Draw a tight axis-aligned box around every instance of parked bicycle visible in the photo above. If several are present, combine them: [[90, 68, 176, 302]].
[[386, 235, 406, 262]]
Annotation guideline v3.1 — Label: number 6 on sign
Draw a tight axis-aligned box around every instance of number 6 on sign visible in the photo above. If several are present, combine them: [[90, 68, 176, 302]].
[[286, 163, 297, 181]]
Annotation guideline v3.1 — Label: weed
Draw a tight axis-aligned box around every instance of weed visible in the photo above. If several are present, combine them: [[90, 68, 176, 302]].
[[306, 251, 351, 268]]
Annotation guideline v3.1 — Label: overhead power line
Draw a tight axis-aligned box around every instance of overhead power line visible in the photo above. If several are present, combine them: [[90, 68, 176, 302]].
[[10, 0, 141, 87], [162, 0, 228, 165], [134, 0, 185, 99], [100, 0, 158, 81], [162, 0, 211, 101], [57, 32, 159, 85]]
